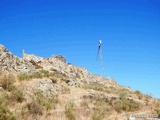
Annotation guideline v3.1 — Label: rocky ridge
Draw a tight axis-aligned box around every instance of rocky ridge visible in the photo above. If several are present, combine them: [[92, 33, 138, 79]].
[[0, 44, 35, 72]]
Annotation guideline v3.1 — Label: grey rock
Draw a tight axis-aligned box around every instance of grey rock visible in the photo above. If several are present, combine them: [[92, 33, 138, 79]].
[[0, 44, 35, 72], [35, 79, 60, 97]]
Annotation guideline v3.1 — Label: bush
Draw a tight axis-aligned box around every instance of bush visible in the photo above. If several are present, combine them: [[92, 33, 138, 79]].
[[11, 88, 24, 103], [65, 102, 75, 120], [0, 74, 15, 91]]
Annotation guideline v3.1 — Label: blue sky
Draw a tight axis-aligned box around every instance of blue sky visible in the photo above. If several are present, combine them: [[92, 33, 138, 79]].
[[0, 0, 160, 98]]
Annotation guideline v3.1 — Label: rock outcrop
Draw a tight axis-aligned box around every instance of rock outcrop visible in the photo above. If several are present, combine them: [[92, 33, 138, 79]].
[[0, 44, 35, 72], [22, 50, 44, 63]]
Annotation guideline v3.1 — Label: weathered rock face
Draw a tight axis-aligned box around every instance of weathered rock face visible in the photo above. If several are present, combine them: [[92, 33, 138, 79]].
[[22, 50, 44, 63], [0, 44, 35, 72]]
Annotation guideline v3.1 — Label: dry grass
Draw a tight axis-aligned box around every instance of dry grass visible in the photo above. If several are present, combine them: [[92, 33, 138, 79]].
[[82, 83, 109, 93], [0, 74, 16, 91], [134, 90, 143, 99], [0, 106, 16, 120], [65, 101, 75, 120], [61, 86, 70, 94], [92, 100, 106, 120], [114, 98, 140, 113]]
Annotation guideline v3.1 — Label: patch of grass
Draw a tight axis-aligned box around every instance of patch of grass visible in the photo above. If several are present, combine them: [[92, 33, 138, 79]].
[[44, 94, 59, 111], [134, 90, 143, 99], [92, 100, 106, 120], [0, 106, 16, 120], [65, 101, 75, 120], [39, 69, 50, 77], [30, 72, 42, 79], [0, 91, 7, 106], [11, 87, 24, 103], [49, 71, 68, 82], [0, 74, 15, 91], [114, 101, 123, 113], [17, 72, 30, 81], [61, 86, 70, 94], [82, 83, 109, 93], [17, 72, 43, 81], [114, 98, 140, 112], [26, 101, 43, 116], [80, 100, 88, 108], [119, 91, 128, 99], [33, 91, 59, 111]]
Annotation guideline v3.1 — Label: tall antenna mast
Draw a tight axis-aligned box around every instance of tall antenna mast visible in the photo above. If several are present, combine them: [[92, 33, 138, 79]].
[[97, 40, 104, 77]]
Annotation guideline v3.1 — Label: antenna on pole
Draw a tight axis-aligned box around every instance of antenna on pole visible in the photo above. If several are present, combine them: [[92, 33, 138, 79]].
[[97, 40, 104, 77]]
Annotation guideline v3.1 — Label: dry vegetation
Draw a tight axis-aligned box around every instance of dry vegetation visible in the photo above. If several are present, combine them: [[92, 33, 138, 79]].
[[0, 72, 159, 120]]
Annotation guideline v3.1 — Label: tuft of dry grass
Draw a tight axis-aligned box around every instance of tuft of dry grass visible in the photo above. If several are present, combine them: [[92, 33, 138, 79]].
[[92, 100, 106, 120], [61, 86, 70, 94], [65, 101, 75, 120], [0, 74, 16, 91], [134, 90, 143, 99], [0, 106, 16, 120], [114, 98, 140, 113]]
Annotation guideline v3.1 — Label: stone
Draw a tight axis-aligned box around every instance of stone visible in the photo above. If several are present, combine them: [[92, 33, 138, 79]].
[[0, 44, 35, 72], [22, 50, 44, 63]]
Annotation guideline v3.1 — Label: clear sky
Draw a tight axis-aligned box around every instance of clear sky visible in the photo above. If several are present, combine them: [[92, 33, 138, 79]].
[[0, 0, 160, 98]]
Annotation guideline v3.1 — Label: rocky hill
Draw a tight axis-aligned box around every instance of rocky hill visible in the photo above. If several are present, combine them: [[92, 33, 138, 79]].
[[0, 44, 35, 72], [0, 44, 159, 120]]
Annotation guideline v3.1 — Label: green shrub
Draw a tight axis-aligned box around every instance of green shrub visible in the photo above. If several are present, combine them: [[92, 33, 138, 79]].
[[65, 102, 75, 120]]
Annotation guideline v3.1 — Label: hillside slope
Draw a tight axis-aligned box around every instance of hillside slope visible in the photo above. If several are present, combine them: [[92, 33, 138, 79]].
[[0, 44, 159, 120]]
